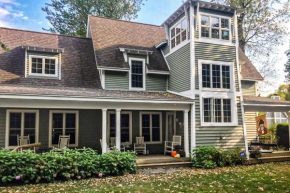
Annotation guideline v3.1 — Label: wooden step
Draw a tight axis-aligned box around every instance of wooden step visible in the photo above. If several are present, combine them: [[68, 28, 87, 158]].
[[258, 156, 290, 163], [137, 157, 190, 164], [137, 161, 192, 169], [262, 152, 290, 157]]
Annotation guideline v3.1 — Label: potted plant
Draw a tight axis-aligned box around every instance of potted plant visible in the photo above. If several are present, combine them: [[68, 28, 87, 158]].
[[250, 146, 262, 158]]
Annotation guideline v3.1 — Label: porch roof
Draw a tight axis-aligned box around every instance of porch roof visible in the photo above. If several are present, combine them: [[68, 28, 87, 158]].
[[0, 84, 193, 102], [243, 96, 290, 112]]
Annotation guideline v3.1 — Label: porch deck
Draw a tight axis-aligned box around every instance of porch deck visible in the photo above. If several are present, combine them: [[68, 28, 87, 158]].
[[136, 155, 192, 169], [250, 151, 290, 164]]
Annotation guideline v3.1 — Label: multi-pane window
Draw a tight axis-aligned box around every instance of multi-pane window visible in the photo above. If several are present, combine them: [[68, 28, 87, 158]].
[[202, 64, 231, 89], [7, 110, 38, 147], [141, 112, 162, 143], [201, 15, 230, 40], [29, 56, 58, 76], [131, 60, 144, 89], [50, 111, 78, 147], [108, 112, 131, 143], [171, 18, 187, 49], [203, 98, 232, 123]]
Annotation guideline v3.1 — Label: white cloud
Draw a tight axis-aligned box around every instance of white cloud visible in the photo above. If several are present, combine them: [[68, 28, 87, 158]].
[[0, 0, 20, 6]]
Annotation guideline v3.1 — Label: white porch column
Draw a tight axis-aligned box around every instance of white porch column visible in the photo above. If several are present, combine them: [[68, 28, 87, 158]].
[[190, 104, 196, 153], [184, 110, 189, 157], [116, 109, 121, 151], [102, 109, 107, 154]]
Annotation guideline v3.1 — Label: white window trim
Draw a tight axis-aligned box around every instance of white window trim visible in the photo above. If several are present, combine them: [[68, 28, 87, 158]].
[[199, 93, 238, 127], [129, 58, 146, 91], [28, 55, 59, 78], [199, 13, 232, 44], [5, 109, 39, 149], [139, 112, 163, 144], [107, 111, 132, 145], [169, 16, 189, 53], [49, 110, 79, 148], [198, 60, 235, 92]]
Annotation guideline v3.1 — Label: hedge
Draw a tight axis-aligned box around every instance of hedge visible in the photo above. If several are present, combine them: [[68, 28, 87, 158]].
[[0, 148, 137, 184], [276, 123, 289, 149]]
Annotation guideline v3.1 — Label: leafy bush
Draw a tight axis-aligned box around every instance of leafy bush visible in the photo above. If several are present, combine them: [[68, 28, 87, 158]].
[[0, 148, 137, 184], [191, 146, 247, 169], [276, 123, 289, 149]]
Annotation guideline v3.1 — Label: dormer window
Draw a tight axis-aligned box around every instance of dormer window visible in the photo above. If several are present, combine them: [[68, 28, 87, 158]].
[[170, 18, 187, 49], [29, 56, 58, 77], [129, 58, 145, 90], [200, 15, 230, 41]]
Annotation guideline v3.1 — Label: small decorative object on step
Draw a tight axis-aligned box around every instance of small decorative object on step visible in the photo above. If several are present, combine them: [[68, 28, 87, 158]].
[[171, 151, 177, 157], [174, 154, 180, 158]]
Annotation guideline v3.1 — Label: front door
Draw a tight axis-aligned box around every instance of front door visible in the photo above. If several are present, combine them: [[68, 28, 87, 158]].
[[166, 112, 176, 141]]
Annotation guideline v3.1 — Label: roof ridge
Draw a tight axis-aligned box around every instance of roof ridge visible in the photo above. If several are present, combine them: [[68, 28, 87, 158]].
[[0, 27, 91, 40], [89, 15, 163, 28]]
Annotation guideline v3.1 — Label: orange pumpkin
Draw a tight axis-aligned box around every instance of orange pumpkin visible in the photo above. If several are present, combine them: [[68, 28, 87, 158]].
[[171, 151, 177, 157]]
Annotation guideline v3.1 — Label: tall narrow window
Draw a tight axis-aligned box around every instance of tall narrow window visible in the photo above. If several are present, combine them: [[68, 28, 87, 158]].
[[50, 111, 78, 147], [201, 63, 231, 90], [7, 110, 38, 148], [203, 98, 232, 123], [141, 112, 162, 143], [200, 15, 230, 41], [108, 112, 132, 144], [130, 60, 144, 89], [170, 18, 187, 49]]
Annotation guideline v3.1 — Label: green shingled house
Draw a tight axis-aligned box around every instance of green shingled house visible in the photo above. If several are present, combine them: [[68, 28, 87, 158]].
[[1, 0, 290, 158]]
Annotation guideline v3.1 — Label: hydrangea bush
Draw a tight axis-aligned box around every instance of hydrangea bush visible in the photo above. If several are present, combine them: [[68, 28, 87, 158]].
[[0, 148, 137, 184], [191, 146, 247, 169]]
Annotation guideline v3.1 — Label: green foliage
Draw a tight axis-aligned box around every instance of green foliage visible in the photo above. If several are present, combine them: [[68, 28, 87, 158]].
[[285, 49, 290, 82], [42, 0, 146, 37], [276, 123, 289, 149], [267, 85, 290, 101], [0, 148, 137, 184], [0, 41, 9, 52], [191, 146, 247, 169]]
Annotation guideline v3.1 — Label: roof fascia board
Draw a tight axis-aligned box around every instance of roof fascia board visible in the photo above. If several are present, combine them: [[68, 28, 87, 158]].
[[243, 103, 290, 107], [147, 70, 170, 75], [97, 66, 130, 72], [241, 78, 263, 82], [22, 46, 64, 53]]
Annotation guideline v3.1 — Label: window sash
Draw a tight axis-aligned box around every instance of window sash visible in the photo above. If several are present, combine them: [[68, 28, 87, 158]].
[[201, 63, 231, 90], [141, 113, 162, 143], [170, 18, 187, 49], [203, 98, 232, 123], [130, 59, 145, 90], [200, 15, 230, 40], [108, 113, 131, 143], [29, 55, 58, 77]]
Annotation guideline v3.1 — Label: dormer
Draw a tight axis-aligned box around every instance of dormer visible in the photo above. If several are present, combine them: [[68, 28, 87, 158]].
[[22, 45, 64, 80]]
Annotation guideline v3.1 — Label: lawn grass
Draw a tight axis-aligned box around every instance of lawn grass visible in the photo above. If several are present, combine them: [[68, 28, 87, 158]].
[[1, 162, 290, 192]]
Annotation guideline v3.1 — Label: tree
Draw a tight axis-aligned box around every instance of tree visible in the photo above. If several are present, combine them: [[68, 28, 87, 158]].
[[211, 0, 290, 55], [42, 0, 146, 37], [285, 47, 290, 82], [267, 84, 290, 101], [0, 41, 8, 51]]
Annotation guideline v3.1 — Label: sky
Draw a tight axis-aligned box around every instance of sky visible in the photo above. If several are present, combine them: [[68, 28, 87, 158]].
[[0, 0, 289, 96]]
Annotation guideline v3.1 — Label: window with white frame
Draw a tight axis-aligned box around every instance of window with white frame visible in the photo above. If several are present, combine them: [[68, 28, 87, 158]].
[[29, 55, 58, 77], [170, 18, 187, 49], [140, 112, 162, 143], [129, 58, 145, 90], [108, 112, 132, 144], [6, 110, 39, 148], [49, 111, 79, 147], [203, 98, 232, 123], [200, 15, 230, 40], [202, 63, 231, 89]]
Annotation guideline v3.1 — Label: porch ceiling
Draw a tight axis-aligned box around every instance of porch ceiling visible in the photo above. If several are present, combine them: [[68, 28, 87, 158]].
[[243, 96, 290, 112]]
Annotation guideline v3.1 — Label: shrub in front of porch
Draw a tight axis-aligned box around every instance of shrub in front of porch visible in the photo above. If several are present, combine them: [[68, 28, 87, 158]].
[[276, 123, 289, 149], [0, 148, 137, 184], [191, 146, 247, 169]]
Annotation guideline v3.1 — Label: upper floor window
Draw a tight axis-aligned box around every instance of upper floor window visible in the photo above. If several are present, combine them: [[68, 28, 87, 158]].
[[29, 55, 58, 77], [202, 63, 231, 90], [170, 18, 187, 49], [203, 98, 232, 123], [200, 15, 230, 41], [129, 58, 145, 90]]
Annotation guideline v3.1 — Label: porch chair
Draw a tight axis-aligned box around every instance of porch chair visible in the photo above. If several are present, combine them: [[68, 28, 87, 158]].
[[134, 137, 147, 155], [109, 137, 116, 148], [53, 135, 70, 149], [100, 139, 114, 153], [17, 135, 35, 153], [164, 135, 182, 155]]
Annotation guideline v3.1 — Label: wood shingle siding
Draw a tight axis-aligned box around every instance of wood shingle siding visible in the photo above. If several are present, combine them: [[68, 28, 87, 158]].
[[195, 95, 245, 149], [195, 42, 239, 92], [166, 43, 191, 92]]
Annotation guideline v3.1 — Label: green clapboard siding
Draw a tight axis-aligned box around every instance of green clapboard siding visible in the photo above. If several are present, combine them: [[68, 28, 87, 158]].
[[105, 71, 129, 90], [195, 42, 239, 92], [162, 44, 170, 55], [146, 74, 167, 91], [241, 80, 256, 96], [195, 95, 245, 149], [166, 43, 191, 93]]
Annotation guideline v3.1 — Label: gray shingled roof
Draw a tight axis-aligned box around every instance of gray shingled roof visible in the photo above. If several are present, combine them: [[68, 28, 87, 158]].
[[244, 96, 290, 105], [0, 84, 193, 101]]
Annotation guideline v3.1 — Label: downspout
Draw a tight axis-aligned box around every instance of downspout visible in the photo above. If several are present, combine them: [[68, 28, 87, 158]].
[[234, 10, 249, 159]]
